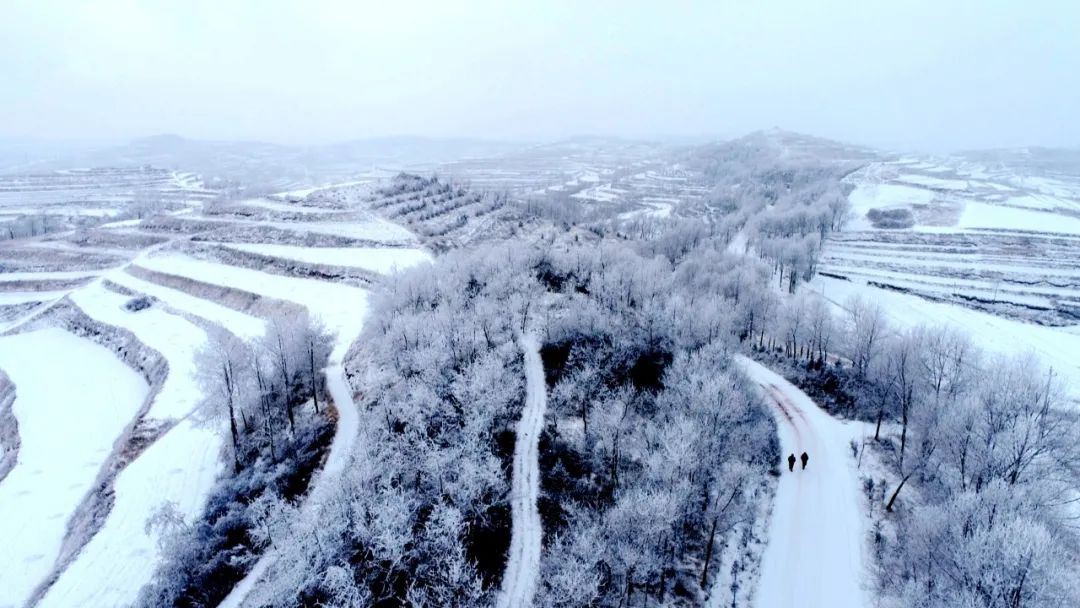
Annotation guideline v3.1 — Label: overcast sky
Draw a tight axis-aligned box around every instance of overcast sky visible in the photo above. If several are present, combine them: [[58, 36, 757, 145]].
[[2, 0, 1077, 151]]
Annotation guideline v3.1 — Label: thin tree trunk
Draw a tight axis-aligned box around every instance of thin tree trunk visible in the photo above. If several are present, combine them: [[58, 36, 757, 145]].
[[886, 471, 915, 512], [309, 342, 319, 414], [701, 516, 719, 588]]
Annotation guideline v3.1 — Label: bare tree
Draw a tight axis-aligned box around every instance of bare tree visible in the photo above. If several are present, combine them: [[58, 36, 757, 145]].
[[197, 330, 256, 472], [845, 295, 887, 380]]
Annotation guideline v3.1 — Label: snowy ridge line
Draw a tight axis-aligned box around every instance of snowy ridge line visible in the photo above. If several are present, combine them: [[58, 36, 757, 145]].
[[498, 333, 546, 608], [126, 265, 306, 319], [0, 369, 18, 485], [13, 298, 172, 608]]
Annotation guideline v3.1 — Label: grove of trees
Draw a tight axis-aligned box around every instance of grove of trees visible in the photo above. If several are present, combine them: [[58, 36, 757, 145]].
[[138, 135, 1078, 608], [137, 313, 335, 607], [232, 242, 778, 607]]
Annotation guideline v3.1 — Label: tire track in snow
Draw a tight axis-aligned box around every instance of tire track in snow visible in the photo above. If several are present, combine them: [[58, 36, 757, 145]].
[[498, 333, 546, 608]]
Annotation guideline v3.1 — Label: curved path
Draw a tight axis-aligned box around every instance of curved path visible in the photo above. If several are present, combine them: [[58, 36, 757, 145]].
[[735, 356, 870, 608], [216, 356, 359, 608], [497, 334, 546, 608]]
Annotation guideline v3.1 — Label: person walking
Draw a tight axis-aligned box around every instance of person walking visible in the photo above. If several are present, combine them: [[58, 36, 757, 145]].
[[787, 453, 796, 472], [800, 452, 809, 470]]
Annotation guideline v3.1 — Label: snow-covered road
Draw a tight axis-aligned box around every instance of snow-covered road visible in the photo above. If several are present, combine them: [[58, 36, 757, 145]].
[[736, 357, 870, 608], [216, 361, 360, 608], [497, 334, 546, 608]]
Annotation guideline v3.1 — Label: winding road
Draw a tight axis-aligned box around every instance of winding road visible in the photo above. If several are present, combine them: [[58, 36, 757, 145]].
[[216, 358, 359, 608], [736, 356, 870, 608]]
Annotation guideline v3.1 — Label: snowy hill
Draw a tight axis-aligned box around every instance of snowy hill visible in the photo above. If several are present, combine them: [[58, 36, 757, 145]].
[[0, 132, 1077, 606], [4, 135, 532, 192], [0, 179, 435, 606]]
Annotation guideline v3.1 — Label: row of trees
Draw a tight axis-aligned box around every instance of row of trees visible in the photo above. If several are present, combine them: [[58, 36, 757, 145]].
[[200, 314, 333, 471], [137, 313, 335, 607], [615, 218, 1080, 608], [760, 293, 1080, 608]]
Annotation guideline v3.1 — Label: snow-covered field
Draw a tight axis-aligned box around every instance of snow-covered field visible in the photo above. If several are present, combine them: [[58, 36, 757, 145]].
[[0, 328, 148, 607], [812, 275, 1080, 401], [22, 284, 224, 607], [136, 253, 372, 350], [0, 177, 432, 603], [256, 217, 418, 244], [107, 270, 267, 341], [0, 167, 216, 239], [217, 243, 432, 275], [820, 155, 1080, 401]]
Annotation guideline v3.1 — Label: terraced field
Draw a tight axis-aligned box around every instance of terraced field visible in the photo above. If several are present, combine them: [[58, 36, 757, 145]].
[[820, 229, 1080, 325], [0, 167, 216, 241], [812, 153, 1080, 399], [312, 173, 514, 251], [0, 177, 435, 606]]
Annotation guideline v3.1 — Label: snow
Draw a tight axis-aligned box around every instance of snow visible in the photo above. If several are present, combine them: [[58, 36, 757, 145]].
[[810, 276, 1080, 401], [955, 200, 1080, 234], [136, 254, 370, 358], [0, 291, 68, 305], [216, 279, 366, 607], [0, 270, 103, 282], [258, 217, 418, 244], [70, 284, 208, 420], [497, 334, 546, 608], [845, 183, 937, 230], [106, 270, 266, 341], [238, 198, 340, 214], [571, 184, 625, 202], [107, 251, 373, 608], [99, 218, 143, 228], [216, 243, 433, 275], [0, 328, 148, 608], [736, 356, 870, 608], [39, 285, 223, 607], [39, 419, 222, 608], [277, 179, 372, 200], [893, 174, 970, 190]]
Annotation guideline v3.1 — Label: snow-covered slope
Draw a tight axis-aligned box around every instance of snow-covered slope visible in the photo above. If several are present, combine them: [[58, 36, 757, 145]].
[[0, 178, 434, 603], [0, 329, 148, 607]]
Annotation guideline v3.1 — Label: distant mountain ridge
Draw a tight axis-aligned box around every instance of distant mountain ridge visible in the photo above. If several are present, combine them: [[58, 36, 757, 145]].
[[0, 135, 534, 188]]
